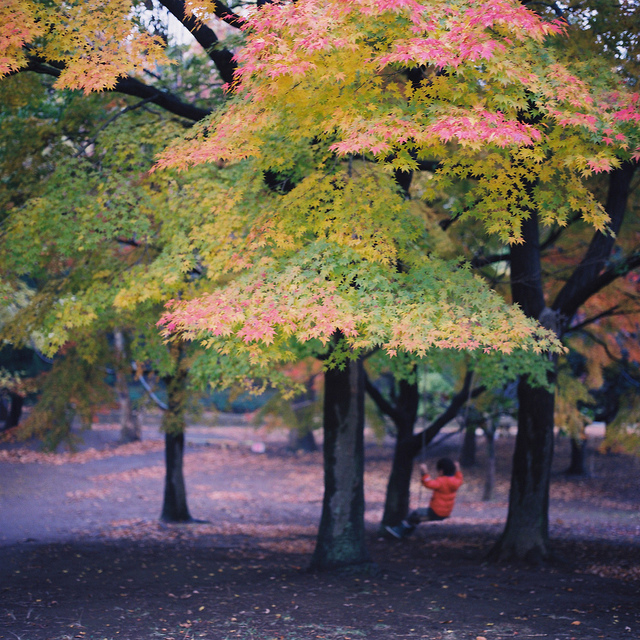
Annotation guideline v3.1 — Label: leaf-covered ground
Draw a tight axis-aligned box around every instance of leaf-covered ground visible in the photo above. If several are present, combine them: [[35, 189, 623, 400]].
[[0, 416, 639, 640]]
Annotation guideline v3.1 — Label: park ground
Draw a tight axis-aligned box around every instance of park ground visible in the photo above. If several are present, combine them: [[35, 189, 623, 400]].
[[0, 412, 639, 640]]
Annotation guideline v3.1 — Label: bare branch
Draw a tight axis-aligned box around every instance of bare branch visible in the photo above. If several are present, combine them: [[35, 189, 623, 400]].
[[160, 0, 239, 85], [23, 59, 211, 122]]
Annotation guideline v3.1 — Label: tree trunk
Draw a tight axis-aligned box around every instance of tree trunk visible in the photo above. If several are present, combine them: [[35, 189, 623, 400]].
[[459, 423, 477, 468], [310, 357, 371, 571], [491, 162, 637, 562], [117, 368, 141, 443], [482, 429, 496, 501], [378, 377, 419, 528], [114, 330, 141, 444], [381, 435, 415, 528], [366, 370, 479, 528], [490, 209, 557, 562], [490, 377, 555, 562], [161, 431, 191, 522], [6, 392, 24, 429], [160, 349, 192, 523], [288, 427, 318, 452], [566, 436, 588, 476]]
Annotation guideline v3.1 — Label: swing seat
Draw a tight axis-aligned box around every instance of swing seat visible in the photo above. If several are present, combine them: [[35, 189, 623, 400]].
[[408, 507, 448, 525]]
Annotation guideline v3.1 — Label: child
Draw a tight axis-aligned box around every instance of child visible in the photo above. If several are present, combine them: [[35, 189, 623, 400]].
[[385, 457, 463, 539]]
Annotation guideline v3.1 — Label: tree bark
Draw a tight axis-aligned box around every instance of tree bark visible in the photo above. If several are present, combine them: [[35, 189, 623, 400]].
[[491, 163, 637, 561], [3, 392, 24, 430], [459, 423, 477, 468], [310, 357, 371, 571], [490, 210, 557, 562], [377, 377, 419, 528], [566, 436, 588, 476], [489, 376, 555, 562], [160, 348, 192, 523], [161, 431, 191, 522]]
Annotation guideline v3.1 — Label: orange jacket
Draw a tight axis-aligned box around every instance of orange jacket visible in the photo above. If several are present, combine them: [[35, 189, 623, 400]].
[[422, 470, 463, 517]]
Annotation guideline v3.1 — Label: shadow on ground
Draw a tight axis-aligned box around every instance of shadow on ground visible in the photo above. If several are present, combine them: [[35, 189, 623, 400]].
[[1, 418, 639, 640]]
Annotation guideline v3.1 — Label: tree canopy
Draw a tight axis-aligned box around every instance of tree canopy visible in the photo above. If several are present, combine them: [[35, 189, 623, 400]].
[[2, 0, 640, 565]]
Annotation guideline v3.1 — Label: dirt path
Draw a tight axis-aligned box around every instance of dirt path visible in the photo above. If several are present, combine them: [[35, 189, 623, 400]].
[[1, 420, 639, 640]]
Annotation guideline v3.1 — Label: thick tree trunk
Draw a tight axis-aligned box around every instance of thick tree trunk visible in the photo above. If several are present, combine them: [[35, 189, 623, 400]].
[[161, 431, 191, 522], [489, 377, 555, 562], [491, 210, 557, 562], [310, 357, 371, 571], [566, 436, 588, 476], [491, 163, 637, 562], [114, 330, 141, 444], [160, 349, 192, 523]]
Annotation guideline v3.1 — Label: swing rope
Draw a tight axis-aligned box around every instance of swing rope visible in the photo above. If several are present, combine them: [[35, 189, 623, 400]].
[[417, 424, 428, 510], [416, 369, 475, 512]]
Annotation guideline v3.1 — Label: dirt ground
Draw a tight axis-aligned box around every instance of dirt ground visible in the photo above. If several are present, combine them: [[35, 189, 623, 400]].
[[0, 415, 639, 640]]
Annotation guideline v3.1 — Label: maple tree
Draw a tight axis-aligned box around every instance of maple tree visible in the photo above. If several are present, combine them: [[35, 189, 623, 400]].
[[0, 69, 229, 521], [3, 0, 640, 568], [153, 0, 640, 565]]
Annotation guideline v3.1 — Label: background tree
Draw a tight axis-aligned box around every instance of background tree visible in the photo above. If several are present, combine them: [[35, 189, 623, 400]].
[[0, 72, 228, 519]]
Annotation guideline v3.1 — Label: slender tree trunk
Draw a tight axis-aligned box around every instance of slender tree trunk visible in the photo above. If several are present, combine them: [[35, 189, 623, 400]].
[[114, 330, 141, 444], [160, 347, 192, 523], [288, 427, 318, 452], [310, 356, 371, 571], [367, 370, 480, 527], [381, 437, 415, 528], [6, 392, 24, 429], [379, 377, 419, 528], [460, 423, 477, 468], [482, 429, 496, 501], [566, 436, 588, 476]]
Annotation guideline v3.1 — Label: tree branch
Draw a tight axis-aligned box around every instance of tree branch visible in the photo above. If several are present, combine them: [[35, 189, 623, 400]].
[[470, 251, 510, 270], [553, 161, 638, 325], [565, 304, 621, 334], [579, 328, 624, 364], [407, 371, 485, 457], [75, 96, 159, 158], [364, 372, 401, 425], [160, 0, 239, 85], [24, 59, 211, 122], [570, 251, 640, 308]]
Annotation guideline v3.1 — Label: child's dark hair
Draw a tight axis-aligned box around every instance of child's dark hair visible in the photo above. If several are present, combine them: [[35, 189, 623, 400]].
[[436, 457, 456, 476]]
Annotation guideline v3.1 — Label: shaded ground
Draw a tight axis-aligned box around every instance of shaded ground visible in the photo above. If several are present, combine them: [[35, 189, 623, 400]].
[[1, 416, 639, 640]]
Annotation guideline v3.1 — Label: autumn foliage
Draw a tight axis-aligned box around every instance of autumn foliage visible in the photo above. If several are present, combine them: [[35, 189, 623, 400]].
[[150, 0, 639, 379]]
